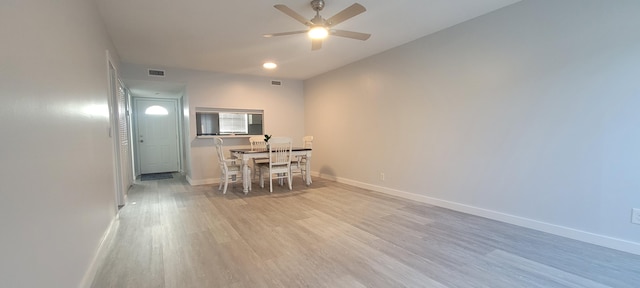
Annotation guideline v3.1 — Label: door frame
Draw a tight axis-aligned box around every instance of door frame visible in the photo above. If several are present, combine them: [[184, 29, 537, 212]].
[[131, 96, 183, 177], [106, 51, 126, 208]]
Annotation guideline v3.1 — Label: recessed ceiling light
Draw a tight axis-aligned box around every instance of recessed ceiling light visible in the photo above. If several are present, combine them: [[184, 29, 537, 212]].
[[263, 62, 277, 69]]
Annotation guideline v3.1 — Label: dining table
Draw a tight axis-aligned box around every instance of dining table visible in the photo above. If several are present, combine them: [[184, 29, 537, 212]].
[[229, 147, 312, 193]]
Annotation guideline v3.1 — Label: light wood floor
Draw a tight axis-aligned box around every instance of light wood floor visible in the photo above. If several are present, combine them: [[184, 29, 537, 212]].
[[91, 174, 640, 288]]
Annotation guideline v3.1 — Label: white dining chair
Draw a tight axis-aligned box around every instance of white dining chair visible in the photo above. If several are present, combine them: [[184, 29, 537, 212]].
[[258, 137, 293, 193], [249, 135, 269, 181], [214, 138, 248, 194], [290, 136, 313, 185], [303, 135, 313, 149]]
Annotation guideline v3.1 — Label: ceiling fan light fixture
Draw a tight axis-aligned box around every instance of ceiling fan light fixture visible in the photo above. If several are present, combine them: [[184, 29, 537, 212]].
[[269, 2, 368, 50], [308, 26, 328, 39]]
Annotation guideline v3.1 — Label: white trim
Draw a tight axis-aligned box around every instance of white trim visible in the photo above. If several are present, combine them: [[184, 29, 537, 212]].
[[195, 107, 264, 114], [187, 175, 219, 186], [106, 50, 126, 209], [195, 135, 254, 139], [312, 171, 640, 256], [78, 216, 120, 288], [132, 97, 182, 175]]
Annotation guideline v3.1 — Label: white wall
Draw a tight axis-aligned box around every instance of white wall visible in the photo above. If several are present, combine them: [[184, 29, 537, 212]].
[[0, 0, 119, 287], [120, 64, 305, 184], [305, 0, 640, 254]]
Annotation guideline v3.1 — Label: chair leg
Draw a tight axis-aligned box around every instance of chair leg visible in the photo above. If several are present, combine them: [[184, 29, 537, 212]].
[[253, 165, 258, 182], [287, 173, 292, 190], [269, 171, 273, 193], [300, 170, 305, 185], [222, 178, 229, 194]]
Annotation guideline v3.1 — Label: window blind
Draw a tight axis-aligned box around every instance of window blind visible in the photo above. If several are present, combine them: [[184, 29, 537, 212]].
[[219, 113, 248, 134]]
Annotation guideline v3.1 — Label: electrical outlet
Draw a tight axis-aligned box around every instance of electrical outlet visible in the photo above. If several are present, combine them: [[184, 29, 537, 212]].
[[380, 172, 385, 181], [632, 208, 640, 225]]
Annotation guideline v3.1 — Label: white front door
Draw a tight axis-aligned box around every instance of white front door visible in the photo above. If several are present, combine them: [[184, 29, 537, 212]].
[[134, 98, 179, 174]]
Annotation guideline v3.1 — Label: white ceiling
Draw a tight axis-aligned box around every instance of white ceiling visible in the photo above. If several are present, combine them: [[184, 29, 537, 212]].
[[97, 0, 520, 81]]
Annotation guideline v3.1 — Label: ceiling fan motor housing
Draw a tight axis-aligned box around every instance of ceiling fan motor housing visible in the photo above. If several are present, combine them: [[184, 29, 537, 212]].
[[311, 0, 325, 12]]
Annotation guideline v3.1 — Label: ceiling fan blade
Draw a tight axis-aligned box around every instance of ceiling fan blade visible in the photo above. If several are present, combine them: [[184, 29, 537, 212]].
[[274, 4, 312, 26], [311, 39, 323, 51], [331, 29, 371, 41], [326, 3, 366, 26], [264, 30, 308, 38]]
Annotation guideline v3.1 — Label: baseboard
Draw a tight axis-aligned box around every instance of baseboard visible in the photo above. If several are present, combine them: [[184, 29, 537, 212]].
[[186, 175, 218, 186], [312, 172, 640, 256], [78, 215, 120, 288], [187, 175, 251, 187]]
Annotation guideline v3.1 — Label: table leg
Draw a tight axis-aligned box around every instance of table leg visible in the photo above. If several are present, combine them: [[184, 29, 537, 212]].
[[305, 154, 312, 185], [241, 157, 250, 194]]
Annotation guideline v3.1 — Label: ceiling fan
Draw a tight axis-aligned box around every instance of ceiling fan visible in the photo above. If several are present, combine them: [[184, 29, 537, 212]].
[[264, 0, 371, 50]]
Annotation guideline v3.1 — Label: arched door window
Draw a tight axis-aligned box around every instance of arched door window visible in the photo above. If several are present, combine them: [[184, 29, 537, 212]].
[[145, 105, 168, 115]]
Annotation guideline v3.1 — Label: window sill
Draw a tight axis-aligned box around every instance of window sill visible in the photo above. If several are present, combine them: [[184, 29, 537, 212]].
[[196, 135, 255, 139]]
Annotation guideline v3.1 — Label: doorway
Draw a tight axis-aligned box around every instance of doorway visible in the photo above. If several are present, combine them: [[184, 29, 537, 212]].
[[107, 54, 133, 208], [133, 97, 181, 175]]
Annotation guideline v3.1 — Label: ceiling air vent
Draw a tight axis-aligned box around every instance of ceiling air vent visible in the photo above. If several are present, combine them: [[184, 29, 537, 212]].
[[271, 80, 282, 86], [148, 69, 165, 77]]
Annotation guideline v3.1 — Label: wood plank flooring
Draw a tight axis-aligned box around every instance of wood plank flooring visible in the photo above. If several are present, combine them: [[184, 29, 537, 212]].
[[91, 174, 640, 288]]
